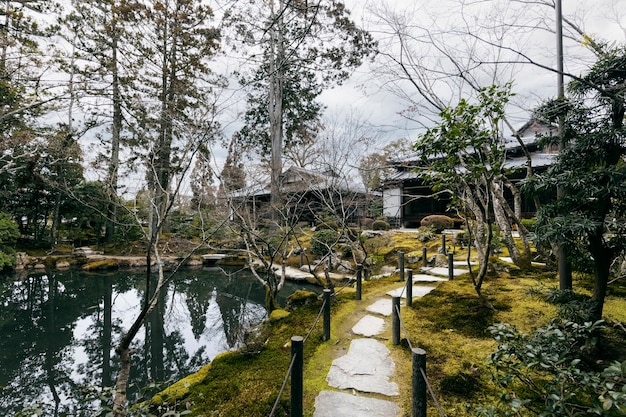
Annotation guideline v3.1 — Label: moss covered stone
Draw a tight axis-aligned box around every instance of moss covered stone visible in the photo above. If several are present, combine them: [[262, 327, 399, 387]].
[[82, 259, 119, 271], [286, 290, 318, 310], [269, 308, 290, 322]]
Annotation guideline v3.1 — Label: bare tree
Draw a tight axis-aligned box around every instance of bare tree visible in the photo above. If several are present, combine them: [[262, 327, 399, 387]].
[[365, 0, 603, 268]]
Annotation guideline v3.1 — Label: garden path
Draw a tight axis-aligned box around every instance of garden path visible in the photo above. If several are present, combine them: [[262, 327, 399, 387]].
[[312, 274, 444, 417]]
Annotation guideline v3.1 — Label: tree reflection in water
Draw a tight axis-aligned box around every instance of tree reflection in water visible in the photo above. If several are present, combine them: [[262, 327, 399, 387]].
[[0, 266, 313, 416]]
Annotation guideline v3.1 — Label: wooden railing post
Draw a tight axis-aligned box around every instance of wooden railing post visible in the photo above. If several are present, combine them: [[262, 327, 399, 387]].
[[422, 247, 428, 268], [398, 251, 405, 281], [291, 336, 304, 417], [406, 269, 413, 307], [448, 253, 454, 281], [441, 234, 447, 255], [412, 348, 427, 417], [323, 289, 331, 341], [392, 296, 401, 345]]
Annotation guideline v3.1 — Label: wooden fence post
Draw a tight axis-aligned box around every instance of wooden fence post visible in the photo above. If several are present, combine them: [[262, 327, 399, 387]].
[[356, 263, 362, 301], [441, 234, 447, 255], [412, 347, 427, 417], [392, 296, 401, 345], [323, 289, 331, 341], [291, 336, 304, 417], [398, 251, 405, 281], [448, 253, 454, 281], [406, 269, 413, 307], [423, 247, 428, 268]]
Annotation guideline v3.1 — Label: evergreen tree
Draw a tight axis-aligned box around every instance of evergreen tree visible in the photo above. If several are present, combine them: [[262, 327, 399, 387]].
[[226, 0, 376, 223], [532, 43, 626, 321]]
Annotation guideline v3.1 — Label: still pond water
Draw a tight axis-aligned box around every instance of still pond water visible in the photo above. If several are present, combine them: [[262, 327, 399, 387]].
[[0, 266, 315, 416]]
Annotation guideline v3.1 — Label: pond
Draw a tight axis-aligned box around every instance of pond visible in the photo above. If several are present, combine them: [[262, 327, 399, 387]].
[[0, 266, 316, 416]]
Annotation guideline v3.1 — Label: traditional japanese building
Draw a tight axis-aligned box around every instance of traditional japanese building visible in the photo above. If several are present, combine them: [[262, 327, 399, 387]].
[[381, 119, 558, 228]]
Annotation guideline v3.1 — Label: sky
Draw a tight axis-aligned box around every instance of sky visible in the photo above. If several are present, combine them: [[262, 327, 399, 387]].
[[318, 0, 626, 141]]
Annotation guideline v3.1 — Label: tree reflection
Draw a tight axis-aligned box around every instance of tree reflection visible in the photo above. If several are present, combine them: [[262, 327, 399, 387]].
[[0, 267, 276, 414]]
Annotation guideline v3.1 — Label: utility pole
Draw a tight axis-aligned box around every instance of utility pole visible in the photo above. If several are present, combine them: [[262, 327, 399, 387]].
[[556, 0, 572, 290]]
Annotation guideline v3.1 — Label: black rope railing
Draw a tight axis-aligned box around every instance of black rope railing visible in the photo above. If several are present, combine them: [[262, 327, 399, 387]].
[[421, 367, 446, 417], [303, 298, 326, 343], [393, 299, 447, 417], [268, 291, 329, 417], [330, 273, 355, 296], [268, 354, 298, 417]]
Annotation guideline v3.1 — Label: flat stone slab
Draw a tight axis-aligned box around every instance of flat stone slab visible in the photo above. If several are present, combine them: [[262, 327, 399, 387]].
[[420, 266, 469, 277], [412, 273, 447, 282], [453, 260, 477, 267], [276, 265, 348, 281], [313, 391, 400, 417], [352, 315, 386, 336], [326, 338, 399, 396], [386, 286, 435, 299], [366, 299, 393, 316], [500, 256, 545, 267]]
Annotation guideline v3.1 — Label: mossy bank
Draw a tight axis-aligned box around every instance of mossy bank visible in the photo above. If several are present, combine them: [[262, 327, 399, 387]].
[[146, 266, 626, 417]]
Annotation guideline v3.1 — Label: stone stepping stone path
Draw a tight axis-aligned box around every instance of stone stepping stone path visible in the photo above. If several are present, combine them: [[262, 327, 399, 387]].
[[386, 285, 435, 299], [326, 338, 399, 396], [313, 269, 449, 416], [412, 273, 448, 282], [421, 266, 469, 277], [314, 391, 400, 417], [366, 299, 393, 316], [352, 315, 386, 337]]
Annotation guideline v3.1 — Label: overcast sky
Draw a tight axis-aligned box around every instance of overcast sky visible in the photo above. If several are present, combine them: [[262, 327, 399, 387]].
[[318, 0, 626, 142]]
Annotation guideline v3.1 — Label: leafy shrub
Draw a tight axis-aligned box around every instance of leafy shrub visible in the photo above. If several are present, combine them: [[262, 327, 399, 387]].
[[372, 219, 389, 231], [420, 215, 454, 232], [339, 244, 353, 259], [478, 318, 626, 416], [416, 225, 436, 242], [545, 288, 597, 324], [315, 219, 339, 230], [310, 229, 338, 256]]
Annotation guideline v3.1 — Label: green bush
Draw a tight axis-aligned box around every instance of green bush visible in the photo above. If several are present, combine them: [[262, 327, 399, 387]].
[[416, 225, 436, 242], [339, 244, 353, 259], [479, 318, 626, 416], [420, 215, 454, 232], [372, 220, 389, 231], [310, 229, 338, 256]]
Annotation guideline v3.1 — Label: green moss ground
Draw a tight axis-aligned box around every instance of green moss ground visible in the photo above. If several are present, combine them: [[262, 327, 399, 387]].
[[150, 232, 626, 417]]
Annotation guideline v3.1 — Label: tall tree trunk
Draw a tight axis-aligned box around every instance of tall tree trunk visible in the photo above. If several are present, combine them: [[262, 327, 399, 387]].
[[112, 346, 132, 416], [51, 40, 78, 246], [464, 185, 494, 309], [589, 229, 611, 321], [105, 26, 122, 244], [268, 0, 285, 226]]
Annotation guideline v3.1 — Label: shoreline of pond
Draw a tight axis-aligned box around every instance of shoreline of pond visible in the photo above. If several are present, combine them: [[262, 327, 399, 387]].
[[9, 249, 353, 287]]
